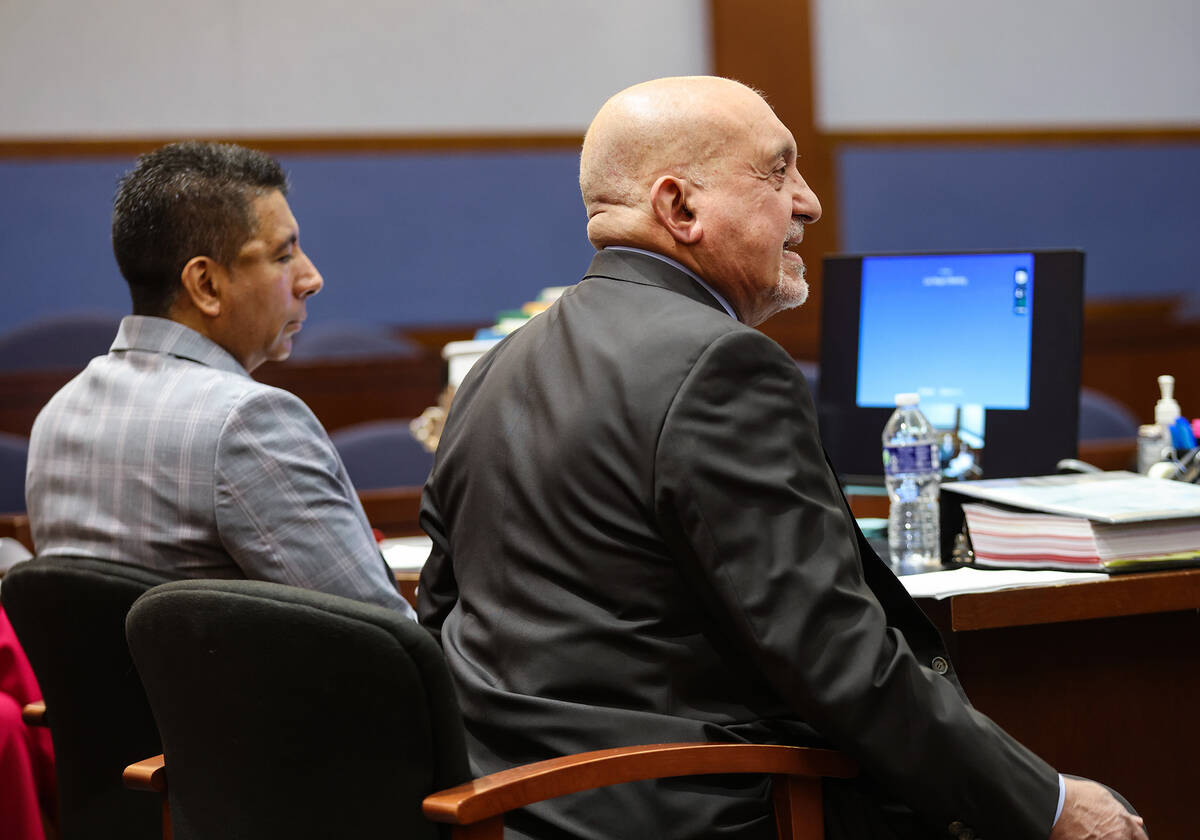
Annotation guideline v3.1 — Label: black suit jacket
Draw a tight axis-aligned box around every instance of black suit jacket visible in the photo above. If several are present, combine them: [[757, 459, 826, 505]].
[[419, 249, 1058, 839]]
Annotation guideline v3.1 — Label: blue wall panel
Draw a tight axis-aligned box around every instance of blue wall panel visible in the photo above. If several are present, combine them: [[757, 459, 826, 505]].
[[0, 150, 595, 335], [4, 143, 1198, 340], [835, 143, 1200, 315], [0, 158, 131, 328]]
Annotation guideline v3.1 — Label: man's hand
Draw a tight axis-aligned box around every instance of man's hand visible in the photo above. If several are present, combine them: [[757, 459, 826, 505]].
[[1049, 777, 1147, 840]]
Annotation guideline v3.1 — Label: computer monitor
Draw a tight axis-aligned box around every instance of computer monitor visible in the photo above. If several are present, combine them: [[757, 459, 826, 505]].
[[817, 249, 1084, 483]]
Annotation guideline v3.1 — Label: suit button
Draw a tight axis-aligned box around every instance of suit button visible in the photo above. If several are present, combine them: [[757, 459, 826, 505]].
[[932, 656, 950, 674]]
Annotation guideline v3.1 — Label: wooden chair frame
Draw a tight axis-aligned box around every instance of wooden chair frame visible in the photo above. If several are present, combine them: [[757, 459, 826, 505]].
[[125, 741, 856, 840]]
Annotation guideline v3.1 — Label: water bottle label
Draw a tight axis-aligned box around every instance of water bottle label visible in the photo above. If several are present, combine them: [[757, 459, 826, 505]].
[[883, 442, 938, 475]]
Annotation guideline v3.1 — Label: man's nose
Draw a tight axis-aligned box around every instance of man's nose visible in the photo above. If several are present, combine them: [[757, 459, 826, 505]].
[[296, 250, 323, 298], [793, 177, 822, 225]]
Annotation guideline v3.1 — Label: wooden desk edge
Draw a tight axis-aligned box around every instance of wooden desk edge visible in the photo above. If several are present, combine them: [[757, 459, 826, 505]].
[[0, 513, 32, 553], [945, 567, 1200, 631]]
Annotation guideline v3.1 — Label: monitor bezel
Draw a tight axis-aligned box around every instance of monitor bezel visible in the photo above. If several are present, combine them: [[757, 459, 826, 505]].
[[817, 249, 1084, 484]]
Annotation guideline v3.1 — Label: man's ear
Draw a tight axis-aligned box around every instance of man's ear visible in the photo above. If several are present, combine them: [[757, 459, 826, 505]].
[[649, 175, 702, 245], [178, 256, 223, 318]]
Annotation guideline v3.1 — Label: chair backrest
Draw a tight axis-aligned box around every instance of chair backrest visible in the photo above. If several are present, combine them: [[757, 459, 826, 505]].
[[0, 430, 28, 513], [1078, 386, 1140, 441], [287, 320, 420, 362], [0, 312, 122, 373], [329, 418, 435, 489], [125, 579, 471, 840], [1, 556, 178, 839]]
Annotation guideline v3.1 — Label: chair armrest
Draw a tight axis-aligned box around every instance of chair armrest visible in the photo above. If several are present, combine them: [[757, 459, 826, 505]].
[[21, 700, 47, 726], [422, 742, 856, 827], [124, 754, 168, 793]]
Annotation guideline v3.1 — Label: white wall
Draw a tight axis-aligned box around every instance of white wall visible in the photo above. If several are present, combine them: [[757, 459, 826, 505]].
[[813, 0, 1200, 130], [0, 0, 711, 137]]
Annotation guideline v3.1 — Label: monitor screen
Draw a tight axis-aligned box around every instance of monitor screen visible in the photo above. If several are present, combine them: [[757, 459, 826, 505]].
[[818, 250, 1083, 483]]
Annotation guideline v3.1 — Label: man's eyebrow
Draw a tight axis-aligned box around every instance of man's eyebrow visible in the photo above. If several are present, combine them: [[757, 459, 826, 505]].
[[270, 232, 298, 254], [761, 144, 795, 171]]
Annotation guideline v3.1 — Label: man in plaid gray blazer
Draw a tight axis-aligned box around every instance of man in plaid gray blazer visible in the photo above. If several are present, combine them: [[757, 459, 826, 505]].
[[25, 141, 413, 618]]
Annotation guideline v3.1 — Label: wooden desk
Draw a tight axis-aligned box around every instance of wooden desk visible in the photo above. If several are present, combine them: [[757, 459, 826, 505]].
[[0, 512, 31, 552], [916, 569, 1200, 838], [358, 487, 427, 609], [359, 486, 424, 537]]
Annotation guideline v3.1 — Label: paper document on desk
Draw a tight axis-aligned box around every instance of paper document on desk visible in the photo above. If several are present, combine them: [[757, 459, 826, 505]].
[[381, 536, 433, 572], [0, 537, 33, 573], [942, 471, 1200, 523], [961, 502, 1200, 571], [900, 566, 1108, 600]]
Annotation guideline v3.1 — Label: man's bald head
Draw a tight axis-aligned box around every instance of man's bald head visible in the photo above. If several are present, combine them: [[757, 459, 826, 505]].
[[578, 75, 821, 326], [579, 76, 766, 250]]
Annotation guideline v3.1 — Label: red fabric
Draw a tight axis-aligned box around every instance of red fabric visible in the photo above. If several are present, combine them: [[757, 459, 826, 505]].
[[0, 605, 55, 840]]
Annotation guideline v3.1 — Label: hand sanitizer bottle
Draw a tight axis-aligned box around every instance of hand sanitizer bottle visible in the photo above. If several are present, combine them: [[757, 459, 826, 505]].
[[1137, 375, 1179, 474]]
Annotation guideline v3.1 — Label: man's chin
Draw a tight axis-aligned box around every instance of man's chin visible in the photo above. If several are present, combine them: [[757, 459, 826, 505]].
[[744, 277, 808, 327], [770, 276, 809, 311], [268, 339, 293, 364]]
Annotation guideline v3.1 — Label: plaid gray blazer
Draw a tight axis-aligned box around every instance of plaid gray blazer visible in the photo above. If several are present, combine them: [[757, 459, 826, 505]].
[[26, 316, 413, 618]]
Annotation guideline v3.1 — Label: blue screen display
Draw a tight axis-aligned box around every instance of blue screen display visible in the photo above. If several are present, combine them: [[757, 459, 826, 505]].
[[856, 252, 1034, 411]]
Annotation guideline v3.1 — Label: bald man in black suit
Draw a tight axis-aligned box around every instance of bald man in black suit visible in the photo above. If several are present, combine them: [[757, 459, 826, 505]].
[[418, 76, 1145, 840]]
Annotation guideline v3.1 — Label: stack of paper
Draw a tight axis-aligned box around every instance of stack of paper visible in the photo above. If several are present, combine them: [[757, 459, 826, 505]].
[[945, 472, 1200, 572], [962, 503, 1200, 570]]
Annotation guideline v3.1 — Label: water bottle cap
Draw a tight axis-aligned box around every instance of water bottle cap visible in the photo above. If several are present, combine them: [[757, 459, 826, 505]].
[[894, 392, 920, 407]]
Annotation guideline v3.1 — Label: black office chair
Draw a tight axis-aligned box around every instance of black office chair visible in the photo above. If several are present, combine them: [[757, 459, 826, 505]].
[[1, 556, 178, 840], [123, 579, 856, 840], [329, 418, 435, 489], [124, 578, 471, 839]]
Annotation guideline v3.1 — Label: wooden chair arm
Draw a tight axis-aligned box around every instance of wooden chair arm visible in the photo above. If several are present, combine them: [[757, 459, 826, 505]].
[[21, 700, 47, 726], [422, 742, 856, 827], [124, 754, 168, 793]]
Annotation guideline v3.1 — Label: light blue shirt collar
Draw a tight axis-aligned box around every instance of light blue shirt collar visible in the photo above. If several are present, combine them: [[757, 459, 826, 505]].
[[605, 246, 739, 321]]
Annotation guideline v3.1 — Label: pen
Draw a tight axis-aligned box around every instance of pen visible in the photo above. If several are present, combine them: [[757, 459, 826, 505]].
[[1170, 416, 1197, 452]]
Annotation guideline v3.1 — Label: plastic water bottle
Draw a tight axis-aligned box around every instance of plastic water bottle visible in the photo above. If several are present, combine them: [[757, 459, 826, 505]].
[[882, 393, 942, 573]]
